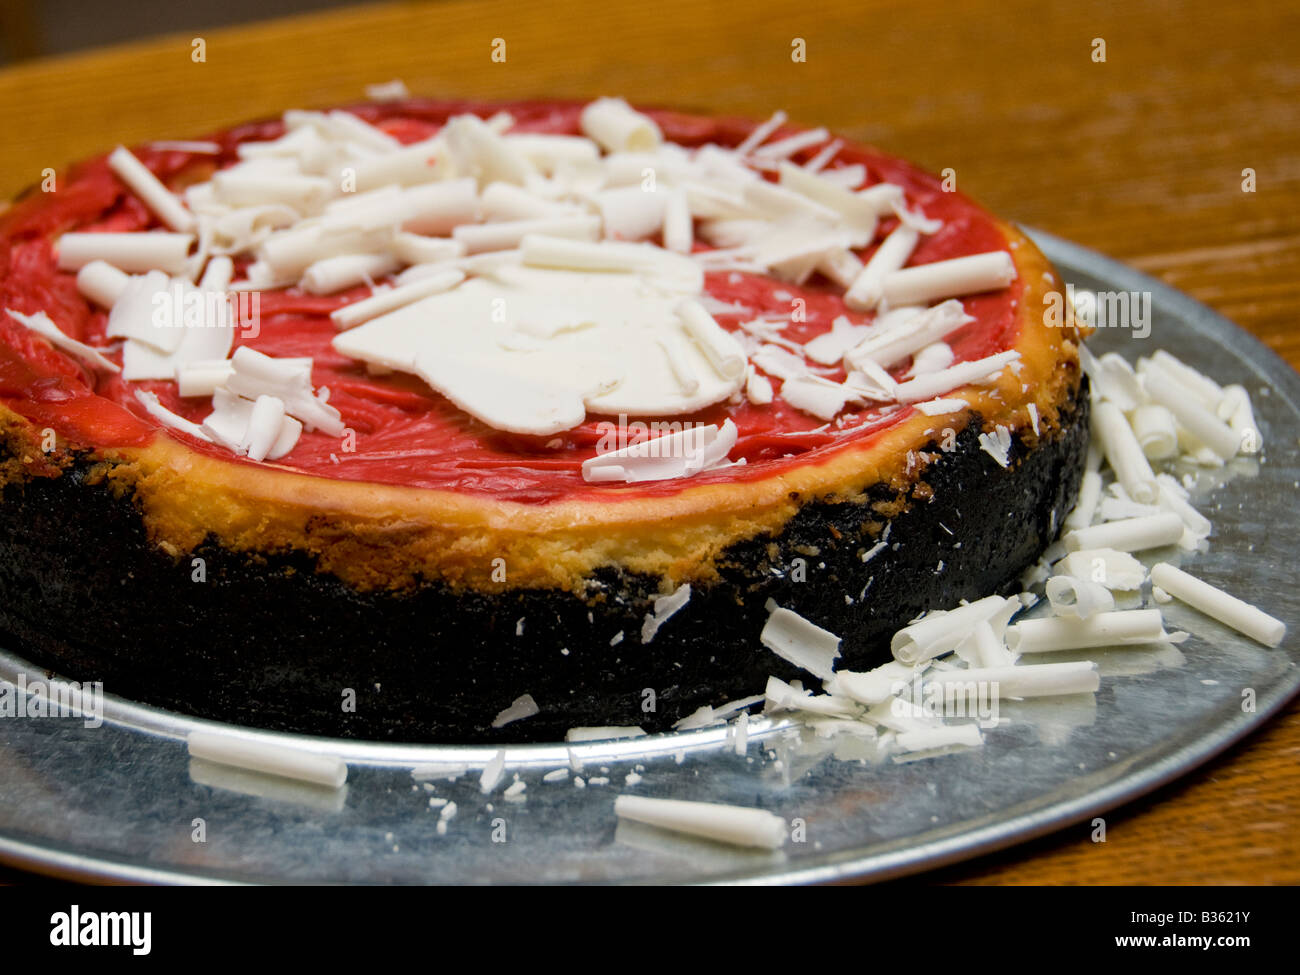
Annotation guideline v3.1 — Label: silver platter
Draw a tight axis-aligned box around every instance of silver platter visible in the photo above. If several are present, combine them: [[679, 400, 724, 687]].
[[1, 229, 1297, 884]]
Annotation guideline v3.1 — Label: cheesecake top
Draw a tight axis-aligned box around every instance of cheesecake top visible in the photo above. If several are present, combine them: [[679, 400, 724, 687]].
[[0, 98, 1039, 505]]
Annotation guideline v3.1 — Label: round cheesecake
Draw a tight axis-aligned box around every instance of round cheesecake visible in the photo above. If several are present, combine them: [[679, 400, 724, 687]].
[[0, 98, 1089, 742]]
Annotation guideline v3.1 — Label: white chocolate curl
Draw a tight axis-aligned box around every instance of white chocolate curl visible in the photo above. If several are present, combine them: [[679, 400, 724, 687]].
[[929, 661, 1101, 698], [1007, 609, 1169, 654], [1219, 384, 1262, 454], [1148, 350, 1225, 407], [391, 233, 465, 266], [1054, 548, 1147, 591], [1094, 352, 1147, 411], [199, 255, 235, 293], [846, 300, 970, 372], [1045, 575, 1116, 620], [108, 146, 196, 232], [187, 730, 346, 788], [1155, 475, 1212, 537], [481, 181, 573, 221], [330, 269, 466, 330], [892, 350, 1020, 404], [844, 224, 917, 311], [895, 725, 983, 753], [778, 162, 879, 234], [613, 795, 785, 850], [1094, 400, 1158, 504], [1064, 512, 1185, 553], [503, 134, 600, 171], [176, 359, 234, 398], [662, 188, 693, 254], [1149, 562, 1286, 648], [879, 251, 1016, 307], [1064, 469, 1103, 531], [300, 253, 400, 295], [676, 300, 745, 381], [75, 260, 130, 308], [1129, 403, 1179, 460], [1141, 363, 1240, 459], [891, 595, 1016, 666], [6, 307, 119, 373], [453, 215, 600, 254], [57, 232, 194, 274], [580, 97, 663, 153], [211, 170, 332, 210]]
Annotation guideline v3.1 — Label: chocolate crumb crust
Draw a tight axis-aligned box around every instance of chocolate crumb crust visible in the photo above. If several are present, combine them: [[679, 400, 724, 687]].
[[0, 384, 1088, 743]]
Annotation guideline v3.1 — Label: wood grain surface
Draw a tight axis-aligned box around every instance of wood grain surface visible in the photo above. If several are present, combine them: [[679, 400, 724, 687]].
[[0, 0, 1296, 885]]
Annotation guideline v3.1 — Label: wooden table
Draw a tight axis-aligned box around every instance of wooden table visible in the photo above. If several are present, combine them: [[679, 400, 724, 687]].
[[0, 0, 1296, 884]]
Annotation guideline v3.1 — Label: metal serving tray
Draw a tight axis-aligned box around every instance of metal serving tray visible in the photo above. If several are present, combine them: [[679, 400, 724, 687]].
[[0, 230, 1296, 884]]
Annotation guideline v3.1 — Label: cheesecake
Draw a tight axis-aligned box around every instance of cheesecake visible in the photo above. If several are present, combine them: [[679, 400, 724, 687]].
[[0, 97, 1089, 741]]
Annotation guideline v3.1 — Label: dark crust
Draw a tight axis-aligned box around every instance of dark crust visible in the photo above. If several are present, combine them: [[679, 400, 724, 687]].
[[0, 383, 1089, 743]]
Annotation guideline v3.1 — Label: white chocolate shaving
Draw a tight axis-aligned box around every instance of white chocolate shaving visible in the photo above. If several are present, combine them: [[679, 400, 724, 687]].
[[391, 233, 465, 266], [595, 185, 668, 241], [745, 368, 774, 405], [5, 307, 120, 373], [584, 419, 738, 484], [751, 127, 829, 161], [891, 595, 1017, 666], [675, 299, 746, 381], [1129, 403, 1179, 460], [846, 300, 972, 372], [504, 134, 601, 170], [133, 389, 211, 442], [331, 269, 466, 330], [929, 661, 1100, 698], [760, 602, 842, 680], [108, 146, 196, 232], [613, 795, 786, 850], [844, 224, 918, 311], [1219, 384, 1262, 454], [1053, 548, 1147, 591], [1007, 609, 1170, 654], [894, 724, 983, 754], [778, 162, 879, 233], [300, 253, 400, 295], [453, 215, 600, 253], [75, 260, 131, 308], [57, 232, 194, 274], [914, 397, 968, 416], [565, 726, 646, 742], [580, 97, 663, 153], [1064, 512, 1185, 554], [479, 750, 507, 794], [224, 346, 342, 435], [662, 188, 693, 254], [491, 693, 540, 728], [176, 359, 234, 397], [1149, 563, 1285, 648], [879, 251, 1016, 307], [1148, 350, 1225, 407], [1141, 363, 1240, 459], [780, 374, 857, 420], [892, 350, 1020, 404], [637, 584, 693, 645], [1094, 400, 1158, 504], [733, 111, 788, 155], [187, 730, 346, 788], [804, 316, 870, 366], [1095, 352, 1147, 411], [1045, 575, 1116, 620], [1064, 469, 1103, 531]]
